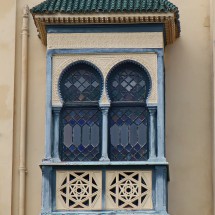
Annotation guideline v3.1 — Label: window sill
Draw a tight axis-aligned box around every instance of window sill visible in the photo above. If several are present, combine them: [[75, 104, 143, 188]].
[[41, 210, 168, 215], [41, 160, 168, 166]]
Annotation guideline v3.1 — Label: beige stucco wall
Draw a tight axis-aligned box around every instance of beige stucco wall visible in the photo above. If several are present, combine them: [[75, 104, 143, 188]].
[[12, 1, 46, 215], [0, 0, 212, 214], [165, 0, 213, 214], [0, 1, 16, 214]]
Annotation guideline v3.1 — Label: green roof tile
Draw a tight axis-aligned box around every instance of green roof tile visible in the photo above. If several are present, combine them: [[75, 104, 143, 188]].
[[30, 0, 181, 41], [30, 0, 179, 15]]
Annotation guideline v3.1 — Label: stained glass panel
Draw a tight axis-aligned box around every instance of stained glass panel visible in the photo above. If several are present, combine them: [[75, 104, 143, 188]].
[[59, 63, 102, 103], [109, 107, 148, 161], [60, 108, 101, 161], [107, 62, 150, 102]]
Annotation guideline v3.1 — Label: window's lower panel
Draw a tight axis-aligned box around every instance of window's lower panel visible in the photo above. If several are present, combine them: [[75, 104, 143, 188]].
[[56, 170, 152, 211], [106, 171, 152, 210], [56, 171, 102, 210]]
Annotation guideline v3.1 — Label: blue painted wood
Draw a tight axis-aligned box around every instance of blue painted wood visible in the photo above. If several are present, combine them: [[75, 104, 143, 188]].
[[46, 23, 164, 34], [45, 54, 53, 161], [47, 48, 163, 56], [155, 166, 168, 213], [102, 170, 106, 210], [41, 212, 168, 215], [157, 52, 166, 161], [42, 47, 169, 215], [53, 107, 61, 161], [99, 106, 110, 161], [41, 166, 169, 215], [148, 107, 157, 161], [41, 166, 53, 213], [41, 161, 168, 166]]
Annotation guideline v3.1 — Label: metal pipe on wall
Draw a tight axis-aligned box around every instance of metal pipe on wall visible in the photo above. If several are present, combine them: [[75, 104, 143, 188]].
[[210, 0, 215, 213], [19, 5, 29, 215]]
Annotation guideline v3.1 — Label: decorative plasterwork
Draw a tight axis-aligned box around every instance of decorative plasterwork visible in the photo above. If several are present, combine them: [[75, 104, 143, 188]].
[[56, 170, 102, 210], [47, 32, 163, 49], [33, 12, 177, 45], [106, 170, 152, 210], [52, 53, 157, 106]]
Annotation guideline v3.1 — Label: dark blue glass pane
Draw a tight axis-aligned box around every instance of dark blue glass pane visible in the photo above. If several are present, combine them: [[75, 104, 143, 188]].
[[59, 63, 102, 103], [60, 108, 101, 161], [107, 62, 150, 102], [109, 107, 148, 161]]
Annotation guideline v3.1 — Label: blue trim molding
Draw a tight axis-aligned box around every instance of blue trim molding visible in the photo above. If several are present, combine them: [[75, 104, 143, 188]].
[[44, 54, 53, 161], [47, 48, 163, 57], [46, 24, 165, 33]]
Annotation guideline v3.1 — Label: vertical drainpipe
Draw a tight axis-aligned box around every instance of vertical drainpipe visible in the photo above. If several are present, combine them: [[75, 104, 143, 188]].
[[19, 5, 29, 215]]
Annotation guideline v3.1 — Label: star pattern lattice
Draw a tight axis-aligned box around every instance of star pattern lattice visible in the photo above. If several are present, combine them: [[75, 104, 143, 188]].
[[106, 171, 151, 210], [57, 171, 102, 210]]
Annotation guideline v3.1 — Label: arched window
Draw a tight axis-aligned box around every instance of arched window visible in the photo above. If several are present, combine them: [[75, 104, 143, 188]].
[[107, 61, 151, 161], [59, 61, 103, 161]]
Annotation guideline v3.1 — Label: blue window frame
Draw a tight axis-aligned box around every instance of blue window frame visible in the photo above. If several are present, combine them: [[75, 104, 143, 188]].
[[107, 61, 151, 161], [58, 61, 103, 161]]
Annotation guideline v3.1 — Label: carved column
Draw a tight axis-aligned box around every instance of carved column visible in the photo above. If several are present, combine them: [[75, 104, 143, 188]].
[[53, 107, 61, 162], [99, 106, 110, 162], [148, 107, 157, 161]]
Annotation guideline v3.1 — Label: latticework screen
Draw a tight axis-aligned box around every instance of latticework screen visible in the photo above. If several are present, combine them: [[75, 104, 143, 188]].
[[56, 170, 152, 211], [106, 171, 152, 210], [56, 171, 102, 210]]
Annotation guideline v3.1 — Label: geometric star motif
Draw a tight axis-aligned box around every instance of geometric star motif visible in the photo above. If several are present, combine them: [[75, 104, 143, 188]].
[[56, 171, 102, 210], [70, 180, 89, 201], [119, 179, 138, 201], [106, 171, 152, 210]]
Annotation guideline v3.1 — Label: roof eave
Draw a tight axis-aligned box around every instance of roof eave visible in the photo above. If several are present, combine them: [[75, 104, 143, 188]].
[[31, 12, 180, 46]]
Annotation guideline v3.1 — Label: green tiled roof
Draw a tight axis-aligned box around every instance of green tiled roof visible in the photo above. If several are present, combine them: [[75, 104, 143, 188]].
[[31, 0, 180, 44], [30, 0, 179, 16]]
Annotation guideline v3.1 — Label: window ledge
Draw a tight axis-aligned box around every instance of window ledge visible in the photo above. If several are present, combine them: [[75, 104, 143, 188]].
[[41, 210, 168, 215], [41, 160, 168, 166]]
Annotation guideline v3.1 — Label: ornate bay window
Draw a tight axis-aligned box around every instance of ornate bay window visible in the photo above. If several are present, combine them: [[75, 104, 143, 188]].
[[30, 0, 180, 214]]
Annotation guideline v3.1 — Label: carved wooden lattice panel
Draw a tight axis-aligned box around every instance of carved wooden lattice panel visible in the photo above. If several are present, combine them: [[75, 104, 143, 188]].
[[106, 171, 152, 210], [56, 171, 102, 210]]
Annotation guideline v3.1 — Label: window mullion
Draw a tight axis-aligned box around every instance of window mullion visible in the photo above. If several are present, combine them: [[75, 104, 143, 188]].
[[53, 107, 61, 161], [148, 107, 157, 161], [99, 105, 110, 162]]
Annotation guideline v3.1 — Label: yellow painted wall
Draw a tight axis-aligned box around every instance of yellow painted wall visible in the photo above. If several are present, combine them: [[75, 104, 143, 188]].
[[0, 0, 211, 214], [165, 0, 213, 214], [12, 1, 46, 214], [0, 1, 16, 214]]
